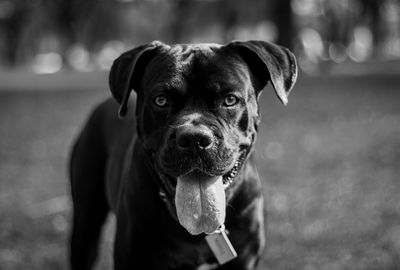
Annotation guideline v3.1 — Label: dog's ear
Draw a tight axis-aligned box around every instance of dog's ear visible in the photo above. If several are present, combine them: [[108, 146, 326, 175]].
[[226, 40, 297, 105], [109, 41, 162, 118]]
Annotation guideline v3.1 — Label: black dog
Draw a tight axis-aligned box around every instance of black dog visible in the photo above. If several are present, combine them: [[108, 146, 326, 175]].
[[69, 40, 297, 270]]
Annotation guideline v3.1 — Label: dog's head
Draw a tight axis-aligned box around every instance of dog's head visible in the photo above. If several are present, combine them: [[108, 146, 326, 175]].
[[109, 40, 297, 235]]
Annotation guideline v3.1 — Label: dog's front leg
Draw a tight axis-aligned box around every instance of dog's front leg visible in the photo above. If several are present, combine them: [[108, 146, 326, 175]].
[[217, 196, 265, 270], [113, 216, 167, 270], [216, 230, 264, 270], [112, 184, 171, 270]]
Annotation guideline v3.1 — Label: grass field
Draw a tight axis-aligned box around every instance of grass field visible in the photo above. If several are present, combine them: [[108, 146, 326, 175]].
[[0, 73, 400, 269]]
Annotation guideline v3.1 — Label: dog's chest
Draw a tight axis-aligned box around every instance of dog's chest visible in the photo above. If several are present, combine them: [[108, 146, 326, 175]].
[[196, 262, 219, 270], [165, 238, 217, 269]]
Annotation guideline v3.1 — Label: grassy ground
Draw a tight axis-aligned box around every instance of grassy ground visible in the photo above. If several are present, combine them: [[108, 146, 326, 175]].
[[0, 74, 400, 269]]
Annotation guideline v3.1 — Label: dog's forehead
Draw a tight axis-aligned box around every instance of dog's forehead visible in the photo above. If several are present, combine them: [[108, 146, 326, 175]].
[[142, 43, 250, 92]]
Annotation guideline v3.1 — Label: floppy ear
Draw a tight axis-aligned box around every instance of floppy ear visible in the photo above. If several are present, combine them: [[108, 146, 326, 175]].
[[226, 40, 298, 105], [109, 41, 162, 118]]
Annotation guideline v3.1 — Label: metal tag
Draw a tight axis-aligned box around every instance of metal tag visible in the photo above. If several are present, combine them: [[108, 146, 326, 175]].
[[205, 228, 237, 265]]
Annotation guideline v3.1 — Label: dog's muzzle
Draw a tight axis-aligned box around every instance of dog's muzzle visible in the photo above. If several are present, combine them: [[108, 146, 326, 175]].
[[159, 123, 236, 175], [154, 123, 250, 235]]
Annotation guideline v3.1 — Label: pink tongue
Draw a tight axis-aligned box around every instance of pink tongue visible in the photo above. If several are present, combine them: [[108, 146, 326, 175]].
[[175, 174, 225, 235]]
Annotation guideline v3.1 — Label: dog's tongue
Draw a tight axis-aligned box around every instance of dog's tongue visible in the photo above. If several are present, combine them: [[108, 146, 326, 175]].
[[175, 173, 225, 235]]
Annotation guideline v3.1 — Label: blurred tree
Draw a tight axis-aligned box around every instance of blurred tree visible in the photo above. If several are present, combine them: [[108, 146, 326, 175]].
[[169, 0, 191, 43], [39, 0, 81, 67], [17, 0, 131, 67], [324, 1, 351, 45], [358, 0, 387, 57], [0, 0, 397, 69], [167, 0, 240, 44], [0, 0, 31, 66], [272, 0, 294, 50], [219, 0, 239, 42]]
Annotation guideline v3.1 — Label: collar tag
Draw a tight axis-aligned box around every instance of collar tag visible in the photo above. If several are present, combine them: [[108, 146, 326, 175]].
[[205, 225, 237, 265]]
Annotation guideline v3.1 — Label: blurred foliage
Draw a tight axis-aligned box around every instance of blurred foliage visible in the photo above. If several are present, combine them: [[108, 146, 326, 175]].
[[0, 0, 399, 72]]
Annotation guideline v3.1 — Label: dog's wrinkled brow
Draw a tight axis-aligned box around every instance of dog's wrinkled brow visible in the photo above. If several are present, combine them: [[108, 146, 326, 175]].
[[205, 80, 243, 93], [151, 81, 186, 94]]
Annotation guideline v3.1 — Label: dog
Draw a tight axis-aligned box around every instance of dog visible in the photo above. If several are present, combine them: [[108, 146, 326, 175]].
[[69, 40, 297, 270]]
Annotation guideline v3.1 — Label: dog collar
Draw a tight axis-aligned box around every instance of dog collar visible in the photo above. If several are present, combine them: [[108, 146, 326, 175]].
[[205, 224, 238, 265]]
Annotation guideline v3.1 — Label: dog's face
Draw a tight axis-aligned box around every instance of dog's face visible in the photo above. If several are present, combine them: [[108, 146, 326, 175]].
[[109, 41, 297, 235], [140, 45, 257, 180]]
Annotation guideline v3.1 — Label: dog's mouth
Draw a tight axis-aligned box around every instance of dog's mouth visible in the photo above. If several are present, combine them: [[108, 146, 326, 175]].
[[157, 151, 246, 193], [222, 152, 245, 188], [155, 151, 247, 235]]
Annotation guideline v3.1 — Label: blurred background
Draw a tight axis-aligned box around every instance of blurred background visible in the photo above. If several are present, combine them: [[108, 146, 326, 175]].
[[0, 0, 400, 269]]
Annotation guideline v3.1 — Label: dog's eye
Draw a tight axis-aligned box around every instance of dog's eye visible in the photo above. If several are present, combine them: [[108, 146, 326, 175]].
[[153, 95, 168, 107], [223, 95, 239, 107]]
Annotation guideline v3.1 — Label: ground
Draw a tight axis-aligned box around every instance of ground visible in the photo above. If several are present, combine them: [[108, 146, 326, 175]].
[[0, 72, 400, 270]]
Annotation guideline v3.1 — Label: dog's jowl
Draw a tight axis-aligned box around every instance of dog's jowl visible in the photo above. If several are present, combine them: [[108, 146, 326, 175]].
[[69, 40, 297, 270]]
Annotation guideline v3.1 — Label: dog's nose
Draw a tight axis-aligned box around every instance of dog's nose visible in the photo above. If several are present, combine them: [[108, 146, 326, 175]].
[[176, 126, 213, 150]]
